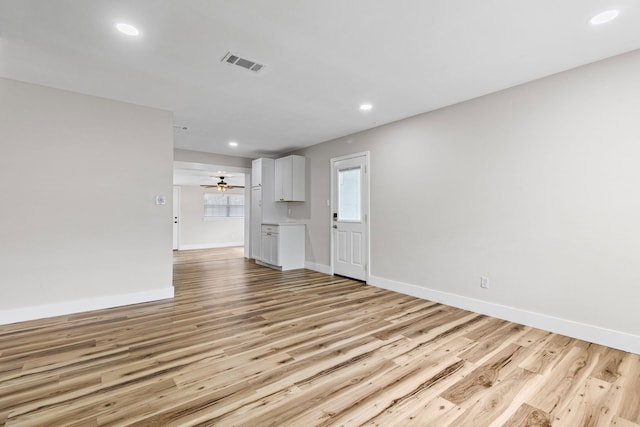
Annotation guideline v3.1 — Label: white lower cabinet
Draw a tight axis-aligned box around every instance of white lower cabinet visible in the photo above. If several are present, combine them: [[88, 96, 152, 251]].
[[258, 224, 305, 271], [260, 226, 279, 266]]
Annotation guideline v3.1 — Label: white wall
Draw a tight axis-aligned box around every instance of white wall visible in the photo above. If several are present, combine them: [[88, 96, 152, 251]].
[[291, 49, 640, 353], [178, 186, 244, 249], [0, 78, 174, 323]]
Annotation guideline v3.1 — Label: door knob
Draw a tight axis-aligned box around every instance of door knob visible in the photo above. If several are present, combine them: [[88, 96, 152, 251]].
[[332, 225, 338, 229]]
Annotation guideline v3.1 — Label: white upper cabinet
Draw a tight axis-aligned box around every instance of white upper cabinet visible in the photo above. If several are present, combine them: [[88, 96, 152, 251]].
[[251, 158, 263, 187], [274, 155, 305, 202]]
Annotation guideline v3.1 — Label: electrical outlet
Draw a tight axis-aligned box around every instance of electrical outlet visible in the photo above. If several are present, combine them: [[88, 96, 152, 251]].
[[480, 277, 490, 289]]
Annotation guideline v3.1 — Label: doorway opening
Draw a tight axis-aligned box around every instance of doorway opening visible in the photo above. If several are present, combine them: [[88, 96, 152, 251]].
[[173, 161, 251, 254]]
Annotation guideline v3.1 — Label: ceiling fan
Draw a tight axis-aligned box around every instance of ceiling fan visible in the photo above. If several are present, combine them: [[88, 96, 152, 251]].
[[201, 176, 245, 192]]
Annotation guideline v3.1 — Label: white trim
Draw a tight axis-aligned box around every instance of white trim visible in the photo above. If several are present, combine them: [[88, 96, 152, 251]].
[[0, 287, 174, 325], [203, 216, 245, 221], [368, 274, 640, 355], [179, 242, 244, 250], [244, 182, 251, 258], [304, 261, 332, 275], [256, 259, 281, 270], [330, 151, 371, 163]]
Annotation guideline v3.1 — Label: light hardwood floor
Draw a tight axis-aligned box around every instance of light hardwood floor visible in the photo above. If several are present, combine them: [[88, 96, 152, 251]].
[[1, 247, 639, 426]]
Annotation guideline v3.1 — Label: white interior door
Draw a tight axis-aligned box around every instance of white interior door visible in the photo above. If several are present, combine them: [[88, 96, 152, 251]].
[[172, 186, 180, 250], [332, 154, 368, 281]]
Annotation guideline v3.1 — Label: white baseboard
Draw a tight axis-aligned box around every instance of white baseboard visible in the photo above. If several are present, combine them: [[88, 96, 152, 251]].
[[178, 242, 244, 250], [0, 287, 174, 326], [368, 275, 640, 355], [304, 261, 332, 275]]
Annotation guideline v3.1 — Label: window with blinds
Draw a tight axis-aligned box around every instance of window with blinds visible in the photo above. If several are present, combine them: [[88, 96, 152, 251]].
[[204, 193, 245, 218]]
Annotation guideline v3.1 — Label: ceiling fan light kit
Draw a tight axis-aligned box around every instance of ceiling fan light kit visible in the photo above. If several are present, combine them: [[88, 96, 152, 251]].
[[217, 178, 228, 192], [200, 176, 245, 192]]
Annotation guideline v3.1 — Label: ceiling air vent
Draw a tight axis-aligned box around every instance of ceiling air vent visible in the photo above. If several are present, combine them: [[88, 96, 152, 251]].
[[221, 52, 265, 73]]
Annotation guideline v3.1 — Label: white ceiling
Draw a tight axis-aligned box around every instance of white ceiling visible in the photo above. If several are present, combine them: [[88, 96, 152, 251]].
[[2, 1, 639, 158]]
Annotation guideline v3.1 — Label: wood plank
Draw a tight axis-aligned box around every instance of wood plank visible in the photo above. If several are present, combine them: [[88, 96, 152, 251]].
[[526, 344, 596, 413], [501, 403, 552, 427], [518, 332, 574, 375], [442, 367, 537, 426], [616, 353, 640, 423], [440, 343, 527, 405], [611, 417, 640, 427], [553, 376, 612, 426]]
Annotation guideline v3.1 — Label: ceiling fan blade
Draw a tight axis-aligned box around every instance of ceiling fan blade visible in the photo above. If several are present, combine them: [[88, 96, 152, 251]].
[[228, 185, 245, 189]]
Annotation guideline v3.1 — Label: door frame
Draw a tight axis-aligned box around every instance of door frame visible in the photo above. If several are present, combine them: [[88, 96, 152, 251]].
[[330, 151, 370, 283], [172, 185, 181, 250]]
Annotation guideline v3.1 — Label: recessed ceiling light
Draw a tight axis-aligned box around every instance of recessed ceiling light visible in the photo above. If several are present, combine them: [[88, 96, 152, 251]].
[[228, 141, 238, 147], [589, 9, 620, 25], [359, 103, 373, 111], [115, 22, 140, 36]]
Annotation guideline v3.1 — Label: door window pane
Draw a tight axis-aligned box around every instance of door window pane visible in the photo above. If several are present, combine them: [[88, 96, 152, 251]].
[[338, 167, 361, 221]]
